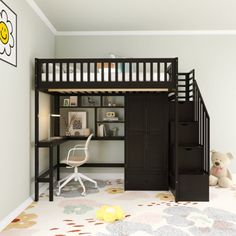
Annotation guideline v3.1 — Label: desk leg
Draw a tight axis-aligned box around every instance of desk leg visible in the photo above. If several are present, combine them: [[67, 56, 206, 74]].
[[35, 146, 39, 201], [49, 146, 54, 201], [57, 145, 60, 181]]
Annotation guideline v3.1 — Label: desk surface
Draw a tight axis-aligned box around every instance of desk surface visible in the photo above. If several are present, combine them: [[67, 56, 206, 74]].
[[37, 136, 124, 147]]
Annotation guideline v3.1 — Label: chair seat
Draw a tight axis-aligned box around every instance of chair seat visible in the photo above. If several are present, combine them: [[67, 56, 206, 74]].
[[61, 155, 86, 166]]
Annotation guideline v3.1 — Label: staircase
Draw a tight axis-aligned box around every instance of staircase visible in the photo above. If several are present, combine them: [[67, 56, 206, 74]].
[[170, 70, 210, 201]]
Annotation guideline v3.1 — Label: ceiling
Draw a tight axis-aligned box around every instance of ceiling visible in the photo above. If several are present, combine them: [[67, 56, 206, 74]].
[[33, 0, 236, 32]]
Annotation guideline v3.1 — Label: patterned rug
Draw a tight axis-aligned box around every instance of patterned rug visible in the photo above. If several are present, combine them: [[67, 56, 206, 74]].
[[2, 179, 236, 236]]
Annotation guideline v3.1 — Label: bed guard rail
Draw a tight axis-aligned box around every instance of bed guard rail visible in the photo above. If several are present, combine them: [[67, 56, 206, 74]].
[[35, 58, 178, 90]]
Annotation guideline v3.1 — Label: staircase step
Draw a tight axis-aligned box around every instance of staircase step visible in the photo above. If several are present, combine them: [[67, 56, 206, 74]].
[[171, 121, 199, 146], [170, 102, 194, 122], [178, 172, 209, 201], [178, 146, 204, 173]]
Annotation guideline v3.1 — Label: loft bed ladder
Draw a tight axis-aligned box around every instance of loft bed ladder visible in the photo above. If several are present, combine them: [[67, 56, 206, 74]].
[[171, 70, 210, 201]]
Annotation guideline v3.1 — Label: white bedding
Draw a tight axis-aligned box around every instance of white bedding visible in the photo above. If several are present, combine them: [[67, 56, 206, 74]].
[[41, 72, 169, 82]]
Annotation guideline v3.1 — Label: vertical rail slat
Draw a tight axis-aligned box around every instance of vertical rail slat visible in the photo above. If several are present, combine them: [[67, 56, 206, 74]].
[[53, 62, 55, 82], [157, 62, 160, 82], [164, 62, 167, 82], [108, 62, 111, 82], [115, 62, 118, 82], [129, 62, 132, 81], [88, 62, 90, 82], [81, 62, 83, 81], [150, 62, 153, 82], [67, 63, 69, 82], [122, 63, 125, 82], [143, 62, 146, 82], [60, 62, 62, 82], [101, 62, 104, 82], [73, 62, 76, 81], [95, 63, 97, 82], [136, 62, 139, 81], [46, 63, 49, 82]]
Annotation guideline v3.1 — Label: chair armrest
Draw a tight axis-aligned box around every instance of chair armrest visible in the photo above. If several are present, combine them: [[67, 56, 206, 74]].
[[66, 147, 88, 164], [73, 144, 85, 148]]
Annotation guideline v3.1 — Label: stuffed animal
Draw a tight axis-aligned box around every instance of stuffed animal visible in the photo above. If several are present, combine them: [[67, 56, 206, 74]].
[[209, 150, 234, 188], [96, 205, 125, 223]]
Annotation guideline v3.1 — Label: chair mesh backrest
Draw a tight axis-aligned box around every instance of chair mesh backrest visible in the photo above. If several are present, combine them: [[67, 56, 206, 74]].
[[85, 133, 93, 149]]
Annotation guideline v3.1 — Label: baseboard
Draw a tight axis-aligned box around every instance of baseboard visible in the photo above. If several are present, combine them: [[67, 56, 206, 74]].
[[0, 183, 48, 232]]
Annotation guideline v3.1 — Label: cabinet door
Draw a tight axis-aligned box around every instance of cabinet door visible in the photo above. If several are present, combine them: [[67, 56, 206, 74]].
[[146, 94, 169, 172], [125, 93, 169, 190], [125, 94, 146, 171]]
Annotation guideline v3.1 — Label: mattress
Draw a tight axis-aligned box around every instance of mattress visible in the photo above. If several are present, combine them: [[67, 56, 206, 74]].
[[41, 72, 169, 82]]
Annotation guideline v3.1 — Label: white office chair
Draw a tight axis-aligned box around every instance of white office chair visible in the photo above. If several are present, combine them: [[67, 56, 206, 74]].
[[57, 134, 97, 196]]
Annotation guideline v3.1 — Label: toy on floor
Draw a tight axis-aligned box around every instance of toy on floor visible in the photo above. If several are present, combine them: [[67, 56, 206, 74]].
[[209, 150, 234, 188], [96, 205, 125, 223]]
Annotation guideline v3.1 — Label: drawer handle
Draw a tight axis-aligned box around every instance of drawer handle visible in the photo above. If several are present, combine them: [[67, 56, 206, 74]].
[[185, 148, 193, 151], [181, 123, 188, 126]]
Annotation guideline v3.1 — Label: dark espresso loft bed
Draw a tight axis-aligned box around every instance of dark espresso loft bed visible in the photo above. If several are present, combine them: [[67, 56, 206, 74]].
[[35, 58, 178, 92], [35, 58, 209, 202]]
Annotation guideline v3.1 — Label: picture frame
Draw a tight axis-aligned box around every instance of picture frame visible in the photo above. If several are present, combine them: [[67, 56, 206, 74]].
[[63, 98, 70, 107], [69, 96, 78, 106], [68, 111, 87, 136], [0, 1, 17, 67]]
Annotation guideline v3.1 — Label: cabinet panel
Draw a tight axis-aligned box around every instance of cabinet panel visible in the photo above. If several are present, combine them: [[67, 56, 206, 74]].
[[126, 94, 146, 132], [125, 93, 169, 190]]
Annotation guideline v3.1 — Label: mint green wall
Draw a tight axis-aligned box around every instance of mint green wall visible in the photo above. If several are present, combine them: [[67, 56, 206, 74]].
[[55, 35, 236, 172], [0, 0, 55, 222]]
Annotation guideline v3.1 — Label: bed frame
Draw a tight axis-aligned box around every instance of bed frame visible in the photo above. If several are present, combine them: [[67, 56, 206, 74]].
[[35, 57, 209, 202]]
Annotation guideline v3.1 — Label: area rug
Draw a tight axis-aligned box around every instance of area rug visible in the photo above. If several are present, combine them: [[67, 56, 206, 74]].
[[2, 179, 236, 236]]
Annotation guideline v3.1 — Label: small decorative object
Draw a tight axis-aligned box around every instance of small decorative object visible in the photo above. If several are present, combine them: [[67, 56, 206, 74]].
[[88, 97, 96, 106], [97, 124, 106, 137], [69, 96, 78, 106], [68, 111, 87, 136], [107, 96, 112, 106], [103, 111, 119, 121], [63, 98, 70, 107], [112, 127, 118, 136], [0, 1, 17, 67], [106, 112, 115, 118], [209, 150, 234, 188], [81, 128, 91, 136], [96, 205, 125, 223]]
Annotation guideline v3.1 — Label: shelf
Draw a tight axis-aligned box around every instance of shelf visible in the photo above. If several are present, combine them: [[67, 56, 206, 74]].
[[97, 121, 125, 123], [59, 106, 124, 109], [38, 135, 125, 143]]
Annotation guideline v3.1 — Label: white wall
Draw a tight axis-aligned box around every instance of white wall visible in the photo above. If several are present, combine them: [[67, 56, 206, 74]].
[[56, 35, 236, 171], [0, 0, 54, 221]]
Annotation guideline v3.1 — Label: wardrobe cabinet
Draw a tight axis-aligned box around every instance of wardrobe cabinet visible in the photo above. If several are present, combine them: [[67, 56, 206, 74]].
[[125, 93, 169, 190]]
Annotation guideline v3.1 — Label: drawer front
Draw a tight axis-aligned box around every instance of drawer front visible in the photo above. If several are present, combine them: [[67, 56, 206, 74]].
[[171, 122, 199, 146], [125, 173, 168, 191], [178, 174, 209, 201], [178, 147, 204, 172]]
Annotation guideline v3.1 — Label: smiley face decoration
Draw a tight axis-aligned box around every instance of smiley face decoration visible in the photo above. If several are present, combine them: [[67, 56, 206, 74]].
[[0, 1, 17, 66]]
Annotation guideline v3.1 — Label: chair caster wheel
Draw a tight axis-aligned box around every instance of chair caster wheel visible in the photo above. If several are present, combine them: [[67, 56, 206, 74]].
[[81, 192, 86, 196], [56, 191, 60, 196]]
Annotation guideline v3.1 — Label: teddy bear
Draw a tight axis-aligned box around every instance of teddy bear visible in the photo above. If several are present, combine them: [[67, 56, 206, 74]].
[[209, 150, 234, 188]]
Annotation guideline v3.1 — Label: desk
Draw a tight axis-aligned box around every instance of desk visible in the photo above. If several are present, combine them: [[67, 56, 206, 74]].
[[35, 137, 66, 201], [35, 136, 124, 201]]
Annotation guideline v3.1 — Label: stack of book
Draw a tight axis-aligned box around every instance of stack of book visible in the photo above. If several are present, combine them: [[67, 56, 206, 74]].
[[103, 117, 119, 121]]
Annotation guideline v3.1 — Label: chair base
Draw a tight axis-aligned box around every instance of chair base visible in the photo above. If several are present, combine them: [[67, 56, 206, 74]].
[[57, 170, 98, 196]]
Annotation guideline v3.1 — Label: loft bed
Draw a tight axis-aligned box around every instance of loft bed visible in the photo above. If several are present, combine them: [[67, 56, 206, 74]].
[[35, 57, 209, 203], [35, 58, 178, 93]]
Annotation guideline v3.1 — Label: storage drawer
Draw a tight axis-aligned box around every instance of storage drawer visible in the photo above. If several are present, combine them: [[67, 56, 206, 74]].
[[125, 173, 168, 191], [170, 102, 194, 122], [178, 173, 209, 201], [171, 122, 199, 145], [178, 146, 204, 172]]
